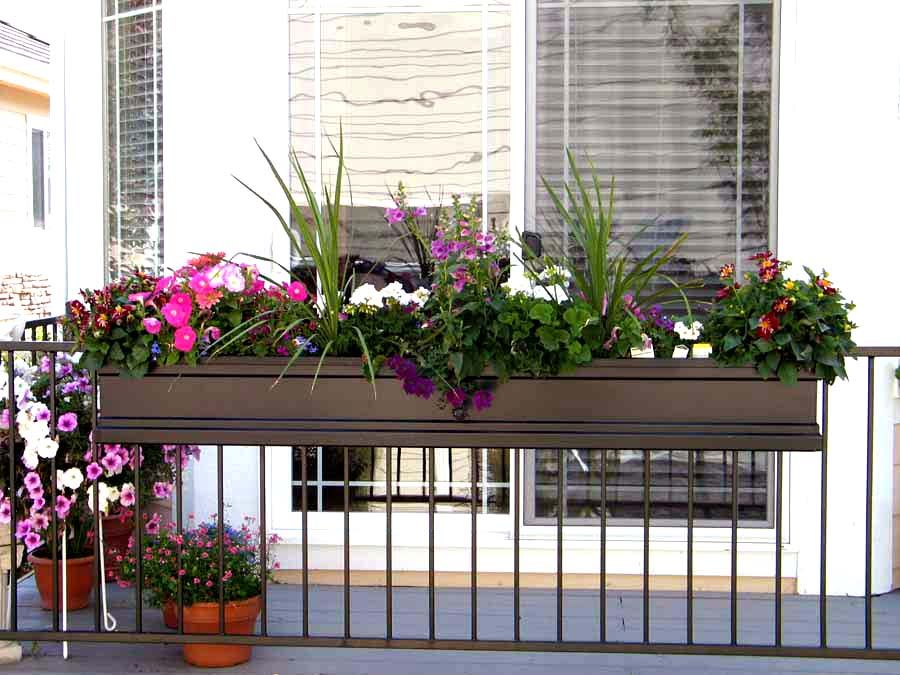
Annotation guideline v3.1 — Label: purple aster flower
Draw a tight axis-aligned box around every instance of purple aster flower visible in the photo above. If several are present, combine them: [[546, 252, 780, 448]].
[[472, 390, 494, 412], [86, 462, 103, 481], [57, 412, 78, 433]]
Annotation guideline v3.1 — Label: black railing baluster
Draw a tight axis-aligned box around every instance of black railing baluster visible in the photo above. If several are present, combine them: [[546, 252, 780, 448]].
[[176, 446, 184, 633], [687, 450, 694, 645], [643, 449, 650, 644], [513, 448, 520, 642], [134, 435, 142, 633], [600, 450, 607, 643], [471, 447, 477, 641], [301, 447, 309, 638], [386, 446, 392, 640], [865, 357, 874, 649], [428, 447, 435, 641], [731, 450, 739, 646], [344, 446, 350, 640], [217, 445, 225, 635], [556, 447, 563, 642], [6, 350, 17, 631], [49, 351, 59, 631], [259, 445, 267, 637], [775, 452, 783, 647], [820, 382, 829, 648]]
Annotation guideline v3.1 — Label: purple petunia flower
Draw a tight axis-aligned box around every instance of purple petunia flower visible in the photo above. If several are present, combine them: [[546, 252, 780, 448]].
[[57, 412, 78, 433], [153, 482, 174, 499], [24, 532, 42, 552], [445, 388, 467, 409], [23, 472, 41, 492], [472, 390, 494, 412], [55, 495, 71, 520], [385, 208, 406, 224], [15, 520, 31, 539]]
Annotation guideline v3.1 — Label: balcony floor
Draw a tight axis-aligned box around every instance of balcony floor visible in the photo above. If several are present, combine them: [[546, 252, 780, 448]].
[[6, 576, 900, 674]]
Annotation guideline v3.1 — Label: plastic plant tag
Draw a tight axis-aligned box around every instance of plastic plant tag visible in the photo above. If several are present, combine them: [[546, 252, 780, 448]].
[[630, 345, 655, 359], [692, 342, 713, 359], [672, 345, 689, 359]]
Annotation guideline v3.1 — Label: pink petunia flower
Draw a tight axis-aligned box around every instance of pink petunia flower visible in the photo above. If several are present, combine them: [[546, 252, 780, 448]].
[[161, 302, 190, 328], [153, 482, 174, 499], [55, 495, 71, 520], [189, 271, 212, 294], [24, 532, 42, 552], [102, 451, 124, 475], [286, 281, 308, 302], [128, 292, 151, 305], [30, 496, 46, 512], [174, 326, 197, 353], [120, 484, 135, 508], [15, 520, 30, 539], [86, 462, 103, 481], [143, 317, 162, 335], [170, 292, 193, 309], [0, 500, 11, 524], [57, 412, 78, 433], [154, 276, 176, 294], [146, 513, 161, 535], [30, 512, 49, 530], [24, 472, 42, 492]]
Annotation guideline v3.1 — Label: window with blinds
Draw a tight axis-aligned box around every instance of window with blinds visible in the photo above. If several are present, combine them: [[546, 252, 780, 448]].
[[103, 0, 164, 281], [532, 0, 775, 301]]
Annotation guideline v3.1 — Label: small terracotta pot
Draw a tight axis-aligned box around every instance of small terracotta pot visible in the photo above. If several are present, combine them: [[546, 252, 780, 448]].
[[102, 511, 134, 581], [29, 552, 95, 611], [182, 596, 260, 668], [162, 600, 177, 629]]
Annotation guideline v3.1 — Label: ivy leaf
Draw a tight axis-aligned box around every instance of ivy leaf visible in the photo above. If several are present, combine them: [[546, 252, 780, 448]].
[[777, 361, 798, 386], [723, 333, 742, 352], [108, 343, 125, 362], [753, 338, 775, 354], [449, 351, 464, 377], [765, 351, 781, 372]]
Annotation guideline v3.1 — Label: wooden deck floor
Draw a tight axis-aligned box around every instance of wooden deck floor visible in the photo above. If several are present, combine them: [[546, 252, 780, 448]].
[[6, 577, 900, 673]]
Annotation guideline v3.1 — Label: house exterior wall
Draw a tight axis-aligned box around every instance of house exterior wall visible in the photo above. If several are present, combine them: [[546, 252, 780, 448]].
[[53, 0, 900, 597]]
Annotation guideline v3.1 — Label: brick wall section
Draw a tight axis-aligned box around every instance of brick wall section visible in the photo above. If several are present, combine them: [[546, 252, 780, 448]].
[[0, 273, 52, 318]]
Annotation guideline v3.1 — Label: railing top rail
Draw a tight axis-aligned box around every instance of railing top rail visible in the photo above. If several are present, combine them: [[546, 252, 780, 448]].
[[0, 340, 77, 352], [851, 347, 900, 358]]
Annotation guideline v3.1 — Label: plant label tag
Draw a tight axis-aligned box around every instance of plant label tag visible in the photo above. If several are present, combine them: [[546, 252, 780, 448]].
[[692, 343, 713, 359], [630, 346, 655, 359], [672, 345, 689, 359]]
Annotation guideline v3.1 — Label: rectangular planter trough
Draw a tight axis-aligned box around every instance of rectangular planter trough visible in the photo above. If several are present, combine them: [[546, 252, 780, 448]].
[[94, 358, 822, 451]]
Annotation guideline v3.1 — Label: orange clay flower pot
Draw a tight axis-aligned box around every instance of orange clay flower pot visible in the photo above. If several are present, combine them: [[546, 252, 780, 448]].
[[29, 552, 95, 611], [182, 596, 260, 668], [162, 600, 178, 629]]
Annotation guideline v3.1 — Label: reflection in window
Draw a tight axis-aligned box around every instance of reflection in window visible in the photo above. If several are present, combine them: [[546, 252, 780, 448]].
[[533, 1, 774, 301], [291, 447, 510, 515], [528, 449, 771, 527], [288, 5, 510, 288]]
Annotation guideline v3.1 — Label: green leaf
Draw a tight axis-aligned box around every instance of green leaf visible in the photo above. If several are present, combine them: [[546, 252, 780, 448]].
[[765, 351, 781, 372], [753, 338, 775, 354], [529, 302, 555, 325], [723, 333, 743, 352], [774, 332, 792, 347], [110, 327, 128, 340], [108, 343, 125, 362], [77, 351, 104, 372], [449, 352, 464, 377], [777, 361, 798, 385]]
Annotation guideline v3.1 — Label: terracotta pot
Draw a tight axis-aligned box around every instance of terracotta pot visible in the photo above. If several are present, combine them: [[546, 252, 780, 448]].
[[162, 600, 177, 629], [182, 596, 260, 668], [29, 551, 95, 611], [102, 511, 133, 581]]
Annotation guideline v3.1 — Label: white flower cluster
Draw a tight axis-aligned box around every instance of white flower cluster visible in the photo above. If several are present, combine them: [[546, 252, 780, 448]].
[[674, 320, 704, 342], [87, 482, 119, 515], [347, 282, 431, 310], [16, 405, 59, 470], [57, 467, 85, 491], [502, 275, 569, 303]]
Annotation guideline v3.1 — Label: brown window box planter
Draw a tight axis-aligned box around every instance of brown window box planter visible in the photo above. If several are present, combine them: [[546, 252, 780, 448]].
[[94, 358, 821, 451]]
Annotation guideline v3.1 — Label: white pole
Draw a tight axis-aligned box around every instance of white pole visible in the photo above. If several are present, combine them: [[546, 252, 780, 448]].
[[62, 533, 67, 660], [98, 516, 117, 632]]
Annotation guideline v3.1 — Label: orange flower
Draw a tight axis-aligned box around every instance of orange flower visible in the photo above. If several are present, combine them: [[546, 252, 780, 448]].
[[755, 311, 781, 340], [719, 263, 735, 280], [772, 296, 793, 314]]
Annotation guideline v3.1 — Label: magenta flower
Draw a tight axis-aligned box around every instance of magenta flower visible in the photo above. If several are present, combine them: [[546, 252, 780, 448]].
[[32, 404, 51, 422], [101, 451, 124, 475], [154, 276, 176, 294], [23, 472, 41, 492], [384, 208, 406, 224], [128, 292, 151, 305], [15, 520, 30, 539], [86, 462, 103, 481], [24, 532, 42, 552], [472, 390, 493, 412], [204, 326, 222, 343], [31, 496, 45, 512], [119, 484, 135, 508], [170, 292, 193, 309], [55, 495, 71, 520], [30, 512, 49, 530], [174, 326, 198, 353], [146, 513, 161, 535], [144, 316, 162, 335], [0, 408, 8, 430], [286, 281, 309, 302], [413, 206, 427, 217], [445, 388, 467, 408], [57, 412, 78, 433], [161, 302, 190, 328], [153, 482, 174, 499], [189, 271, 212, 294], [0, 500, 11, 524], [430, 239, 449, 262]]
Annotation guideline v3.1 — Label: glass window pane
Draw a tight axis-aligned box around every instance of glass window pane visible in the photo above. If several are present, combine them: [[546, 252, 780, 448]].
[[533, 2, 774, 301], [31, 130, 45, 229], [530, 449, 770, 526]]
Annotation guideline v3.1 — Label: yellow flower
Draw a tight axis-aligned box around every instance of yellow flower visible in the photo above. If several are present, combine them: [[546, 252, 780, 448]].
[[784, 280, 796, 291]]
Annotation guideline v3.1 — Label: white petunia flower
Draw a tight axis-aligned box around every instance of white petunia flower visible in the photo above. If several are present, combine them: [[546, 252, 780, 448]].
[[87, 482, 114, 514], [349, 283, 383, 309], [22, 448, 38, 470], [402, 287, 431, 307], [19, 419, 49, 445], [61, 467, 84, 491], [34, 437, 58, 459], [674, 320, 703, 342], [380, 282, 406, 303]]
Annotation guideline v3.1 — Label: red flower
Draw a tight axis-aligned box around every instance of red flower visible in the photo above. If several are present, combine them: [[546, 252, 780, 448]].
[[755, 311, 781, 340], [719, 264, 735, 280], [749, 251, 774, 261], [816, 277, 837, 295], [772, 296, 793, 314], [715, 286, 734, 301]]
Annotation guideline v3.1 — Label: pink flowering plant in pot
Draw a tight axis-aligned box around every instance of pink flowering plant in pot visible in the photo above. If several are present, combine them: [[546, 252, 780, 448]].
[[116, 515, 281, 610], [0, 351, 200, 569]]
